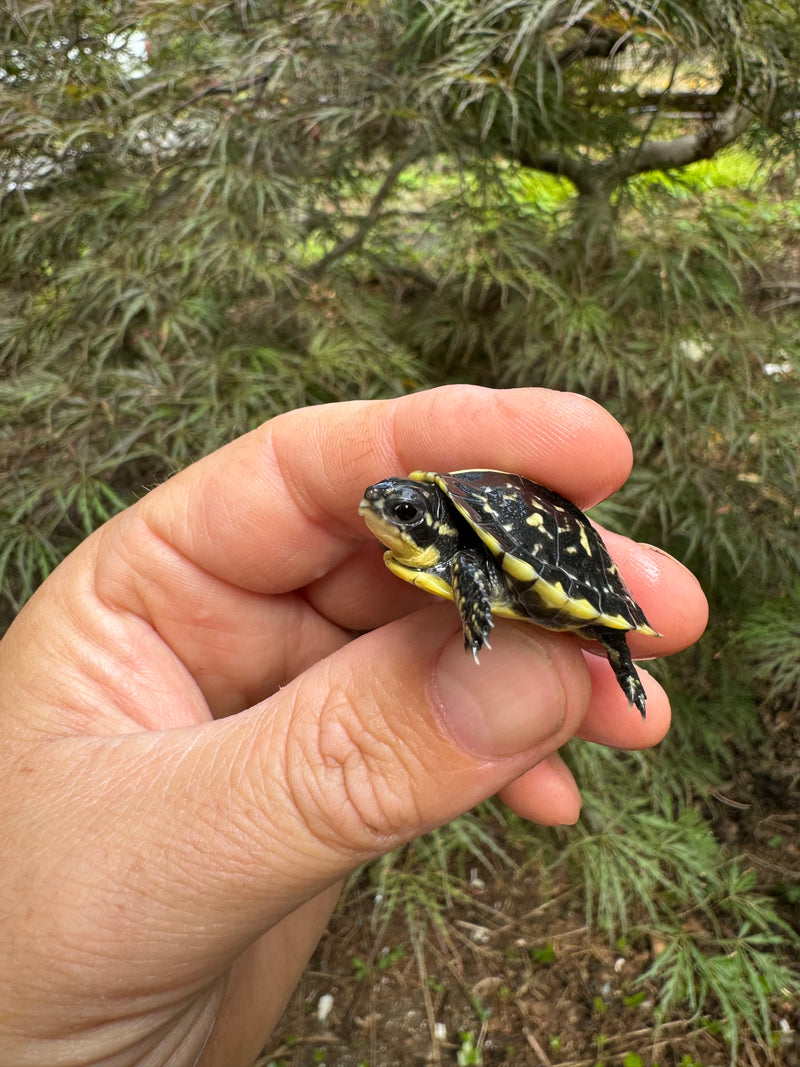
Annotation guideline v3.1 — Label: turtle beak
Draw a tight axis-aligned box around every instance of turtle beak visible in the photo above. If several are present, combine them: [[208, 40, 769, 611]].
[[359, 483, 385, 516], [359, 487, 402, 551]]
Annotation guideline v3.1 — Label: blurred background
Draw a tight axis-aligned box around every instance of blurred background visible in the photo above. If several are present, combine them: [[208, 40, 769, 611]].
[[1, 3, 798, 1063]]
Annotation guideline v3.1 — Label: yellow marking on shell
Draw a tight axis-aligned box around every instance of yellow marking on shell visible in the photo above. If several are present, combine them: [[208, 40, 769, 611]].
[[594, 611, 640, 631], [402, 470, 662, 639], [501, 554, 537, 583], [384, 555, 453, 600], [528, 581, 627, 629], [492, 601, 529, 620], [579, 525, 593, 556], [470, 524, 505, 558], [533, 579, 570, 610], [561, 597, 602, 621], [386, 553, 521, 623]]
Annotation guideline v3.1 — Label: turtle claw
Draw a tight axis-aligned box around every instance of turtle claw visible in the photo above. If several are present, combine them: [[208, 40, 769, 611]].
[[593, 628, 648, 719], [469, 633, 492, 665], [452, 549, 495, 665]]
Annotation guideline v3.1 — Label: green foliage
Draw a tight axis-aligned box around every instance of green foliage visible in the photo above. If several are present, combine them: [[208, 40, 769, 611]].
[[563, 782, 722, 931], [0, 334, 417, 611], [733, 585, 800, 710], [365, 804, 514, 928], [644, 865, 800, 1064], [530, 943, 555, 965], [628, 148, 765, 198], [556, 746, 799, 1060], [456, 1031, 482, 1067], [351, 943, 405, 981], [2, 3, 799, 1059]]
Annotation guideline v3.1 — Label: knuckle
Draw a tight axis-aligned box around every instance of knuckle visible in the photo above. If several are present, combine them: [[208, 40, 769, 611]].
[[282, 666, 424, 855]]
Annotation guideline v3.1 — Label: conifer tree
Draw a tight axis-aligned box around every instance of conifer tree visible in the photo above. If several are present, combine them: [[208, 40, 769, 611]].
[[2, 6, 799, 1054]]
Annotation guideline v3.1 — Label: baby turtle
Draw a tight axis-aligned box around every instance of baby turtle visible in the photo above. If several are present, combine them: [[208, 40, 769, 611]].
[[359, 469, 658, 717]]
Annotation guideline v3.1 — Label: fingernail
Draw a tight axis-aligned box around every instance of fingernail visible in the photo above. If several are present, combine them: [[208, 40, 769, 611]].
[[434, 626, 567, 758]]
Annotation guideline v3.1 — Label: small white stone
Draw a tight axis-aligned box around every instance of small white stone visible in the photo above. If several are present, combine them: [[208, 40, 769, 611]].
[[764, 362, 792, 377], [469, 868, 486, 891], [317, 993, 334, 1025], [678, 338, 712, 362]]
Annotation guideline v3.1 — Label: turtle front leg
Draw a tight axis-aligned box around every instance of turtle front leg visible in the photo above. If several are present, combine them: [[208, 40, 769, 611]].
[[451, 550, 495, 663], [591, 627, 647, 718]]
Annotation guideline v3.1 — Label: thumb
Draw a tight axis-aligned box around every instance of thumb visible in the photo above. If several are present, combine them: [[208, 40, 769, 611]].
[[187, 606, 588, 934]]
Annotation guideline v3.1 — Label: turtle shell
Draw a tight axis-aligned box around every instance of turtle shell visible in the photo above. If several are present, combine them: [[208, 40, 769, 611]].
[[408, 469, 656, 637]]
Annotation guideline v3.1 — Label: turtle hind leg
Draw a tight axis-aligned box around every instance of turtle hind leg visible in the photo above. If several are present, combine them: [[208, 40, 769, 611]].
[[451, 550, 495, 662], [591, 627, 647, 719]]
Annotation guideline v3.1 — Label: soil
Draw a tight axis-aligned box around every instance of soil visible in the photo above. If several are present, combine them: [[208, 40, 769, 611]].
[[258, 707, 799, 1067]]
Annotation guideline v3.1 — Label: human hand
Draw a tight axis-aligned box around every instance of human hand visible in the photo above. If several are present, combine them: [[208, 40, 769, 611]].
[[0, 386, 707, 1067]]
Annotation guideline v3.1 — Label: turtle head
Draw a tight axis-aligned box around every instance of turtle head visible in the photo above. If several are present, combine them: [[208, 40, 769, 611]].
[[359, 478, 459, 569]]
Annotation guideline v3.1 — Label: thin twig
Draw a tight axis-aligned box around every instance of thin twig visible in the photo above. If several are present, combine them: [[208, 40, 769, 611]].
[[171, 67, 276, 113], [523, 1026, 554, 1066], [411, 921, 442, 1065], [308, 145, 425, 275], [552, 1018, 702, 1066]]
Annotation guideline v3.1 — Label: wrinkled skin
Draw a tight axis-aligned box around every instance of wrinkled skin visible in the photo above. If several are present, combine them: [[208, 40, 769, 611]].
[[0, 387, 707, 1067]]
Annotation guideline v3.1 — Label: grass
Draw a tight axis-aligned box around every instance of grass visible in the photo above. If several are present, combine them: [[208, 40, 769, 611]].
[[505, 147, 767, 211]]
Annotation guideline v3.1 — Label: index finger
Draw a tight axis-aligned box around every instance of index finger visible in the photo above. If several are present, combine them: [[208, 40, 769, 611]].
[[138, 385, 634, 593]]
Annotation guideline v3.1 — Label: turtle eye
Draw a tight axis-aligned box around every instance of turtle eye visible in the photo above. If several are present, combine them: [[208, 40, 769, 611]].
[[384, 487, 428, 527], [388, 500, 422, 524]]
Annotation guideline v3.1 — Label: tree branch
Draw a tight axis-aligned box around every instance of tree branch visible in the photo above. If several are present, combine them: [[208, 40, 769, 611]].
[[516, 91, 763, 194], [307, 145, 424, 276], [174, 67, 275, 113], [513, 147, 601, 196], [618, 92, 762, 176]]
